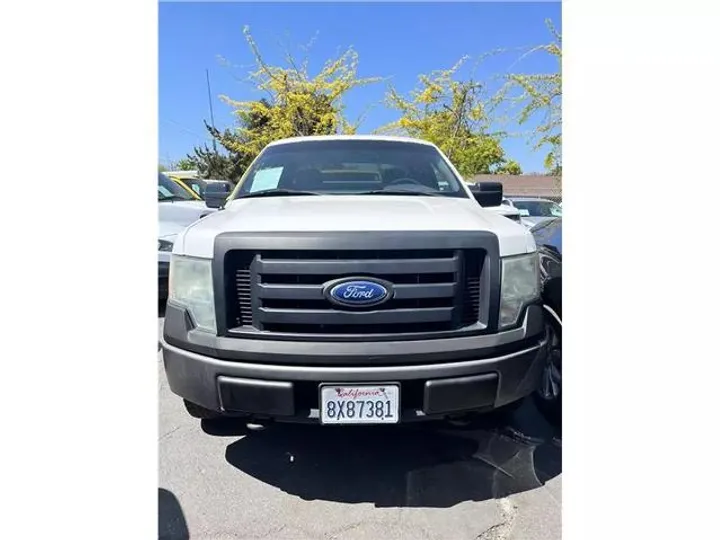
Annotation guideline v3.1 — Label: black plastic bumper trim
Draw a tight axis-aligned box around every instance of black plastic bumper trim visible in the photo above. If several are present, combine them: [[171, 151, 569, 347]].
[[423, 373, 499, 415], [217, 376, 294, 416]]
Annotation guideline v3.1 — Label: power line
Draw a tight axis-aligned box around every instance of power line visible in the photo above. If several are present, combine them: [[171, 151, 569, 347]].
[[206, 68, 218, 152], [160, 119, 206, 140]]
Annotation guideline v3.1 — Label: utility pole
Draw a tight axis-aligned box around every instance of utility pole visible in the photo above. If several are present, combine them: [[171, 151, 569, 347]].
[[206, 68, 218, 152]]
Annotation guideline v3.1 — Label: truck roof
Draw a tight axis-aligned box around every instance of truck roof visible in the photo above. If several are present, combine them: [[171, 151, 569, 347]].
[[266, 134, 436, 148]]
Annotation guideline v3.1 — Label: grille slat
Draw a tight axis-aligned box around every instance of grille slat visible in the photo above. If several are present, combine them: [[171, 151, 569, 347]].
[[256, 257, 458, 275], [261, 273, 454, 285], [259, 307, 453, 325], [225, 248, 484, 336]]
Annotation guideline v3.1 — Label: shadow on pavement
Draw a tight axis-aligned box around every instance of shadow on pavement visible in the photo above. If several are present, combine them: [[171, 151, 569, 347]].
[[220, 400, 561, 508], [158, 488, 189, 540]]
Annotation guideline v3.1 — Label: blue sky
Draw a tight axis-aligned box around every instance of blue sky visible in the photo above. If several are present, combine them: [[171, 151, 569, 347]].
[[159, 1, 561, 172]]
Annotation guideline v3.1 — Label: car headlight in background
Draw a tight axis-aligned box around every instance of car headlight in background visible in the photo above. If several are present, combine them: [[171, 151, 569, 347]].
[[158, 239, 174, 252], [499, 252, 540, 329], [168, 255, 216, 333]]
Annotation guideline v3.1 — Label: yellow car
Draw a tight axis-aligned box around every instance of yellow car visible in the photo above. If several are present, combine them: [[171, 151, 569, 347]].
[[168, 176, 203, 200]]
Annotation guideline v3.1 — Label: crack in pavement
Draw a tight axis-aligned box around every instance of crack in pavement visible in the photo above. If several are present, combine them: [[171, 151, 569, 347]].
[[476, 498, 518, 540], [160, 425, 183, 442], [544, 487, 562, 508]]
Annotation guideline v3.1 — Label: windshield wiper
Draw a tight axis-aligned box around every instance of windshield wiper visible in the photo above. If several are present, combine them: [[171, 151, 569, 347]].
[[158, 195, 188, 202], [236, 189, 321, 200], [357, 189, 443, 197]]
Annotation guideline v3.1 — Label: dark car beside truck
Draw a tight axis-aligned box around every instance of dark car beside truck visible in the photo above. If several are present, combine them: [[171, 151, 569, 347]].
[[531, 218, 562, 423]]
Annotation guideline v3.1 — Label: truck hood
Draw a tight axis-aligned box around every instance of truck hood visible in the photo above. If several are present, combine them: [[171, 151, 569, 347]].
[[174, 195, 536, 258], [485, 205, 520, 217]]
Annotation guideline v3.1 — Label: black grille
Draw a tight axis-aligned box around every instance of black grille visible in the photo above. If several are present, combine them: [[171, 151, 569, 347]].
[[227, 252, 254, 327], [225, 248, 483, 336], [462, 250, 483, 326]]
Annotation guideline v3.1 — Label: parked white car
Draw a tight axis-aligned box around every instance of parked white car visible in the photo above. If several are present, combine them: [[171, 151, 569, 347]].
[[506, 197, 562, 228], [158, 172, 217, 299]]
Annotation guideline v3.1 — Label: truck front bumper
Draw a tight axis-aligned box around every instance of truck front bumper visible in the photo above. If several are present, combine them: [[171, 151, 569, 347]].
[[161, 304, 547, 423]]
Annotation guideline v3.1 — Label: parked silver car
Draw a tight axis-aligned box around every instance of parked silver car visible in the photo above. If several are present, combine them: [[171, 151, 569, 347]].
[[506, 197, 562, 228], [158, 173, 217, 299]]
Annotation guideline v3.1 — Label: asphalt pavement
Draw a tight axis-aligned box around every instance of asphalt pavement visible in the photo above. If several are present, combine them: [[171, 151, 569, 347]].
[[158, 314, 561, 540]]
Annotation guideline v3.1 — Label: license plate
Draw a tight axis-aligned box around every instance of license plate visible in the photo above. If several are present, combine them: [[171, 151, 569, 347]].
[[319, 384, 400, 425]]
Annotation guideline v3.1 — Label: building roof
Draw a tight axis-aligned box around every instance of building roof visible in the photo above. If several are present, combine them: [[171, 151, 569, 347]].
[[468, 174, 562, 199]]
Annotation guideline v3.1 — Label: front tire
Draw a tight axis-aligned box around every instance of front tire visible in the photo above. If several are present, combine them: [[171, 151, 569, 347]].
[[534, 317, 562, 424]]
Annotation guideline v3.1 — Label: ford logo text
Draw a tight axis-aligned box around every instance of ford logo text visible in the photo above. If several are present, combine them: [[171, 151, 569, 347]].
[[326, 278, 392, 308]]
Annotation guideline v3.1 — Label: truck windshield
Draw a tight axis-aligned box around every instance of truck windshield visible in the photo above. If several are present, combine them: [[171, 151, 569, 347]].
[[232, 140, 469, 199], [158, 173, 195, 201]]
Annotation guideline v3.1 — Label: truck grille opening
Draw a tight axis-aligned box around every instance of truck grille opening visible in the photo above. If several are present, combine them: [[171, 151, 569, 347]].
[[225, 248, 484, 337], [461, 250, 483, 326]]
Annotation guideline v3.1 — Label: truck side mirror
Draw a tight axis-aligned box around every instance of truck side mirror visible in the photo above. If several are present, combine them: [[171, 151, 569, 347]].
[[469, 181, 503, 207], [205, 182, 232, 209]]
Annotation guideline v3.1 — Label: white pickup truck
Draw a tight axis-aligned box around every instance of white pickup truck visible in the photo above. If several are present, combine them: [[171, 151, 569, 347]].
[[161, 135, 548, 425]]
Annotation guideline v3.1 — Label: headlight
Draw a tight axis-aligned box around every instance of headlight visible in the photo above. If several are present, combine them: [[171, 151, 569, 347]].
[[499, 252, 540, 329], [168, 256, 216, 333], [158, 239, 174, 252]]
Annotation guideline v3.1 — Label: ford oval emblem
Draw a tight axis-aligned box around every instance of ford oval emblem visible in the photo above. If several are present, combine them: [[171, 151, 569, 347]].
[[326, 278, 392, 308]]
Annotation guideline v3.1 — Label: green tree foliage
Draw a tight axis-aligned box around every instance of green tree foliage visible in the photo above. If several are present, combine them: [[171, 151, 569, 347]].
[[175, 158, 197, 171], [497, 160, 522, 175], [203, 99, 273, 177], [168, 27, 559, 179], [181, 143, 244, 181], [379, 58, 521, 177], [181, 104, 276, 182], [494, 19, 561, 175], [218, 26, 382, 159]]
